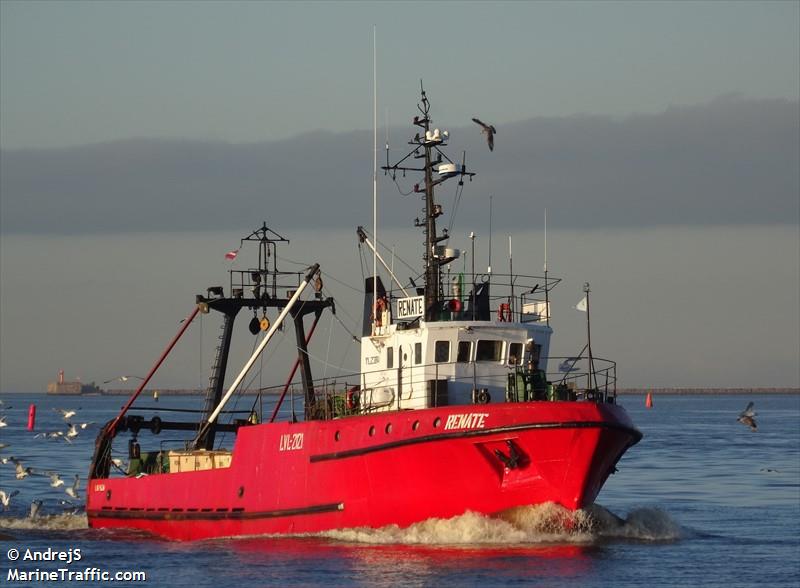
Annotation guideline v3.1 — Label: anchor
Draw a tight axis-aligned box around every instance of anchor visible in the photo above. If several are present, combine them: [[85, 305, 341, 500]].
[[493, 440, 520, 470]]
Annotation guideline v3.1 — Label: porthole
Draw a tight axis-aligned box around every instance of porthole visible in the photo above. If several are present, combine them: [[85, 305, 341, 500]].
[[433, 417, 441, 428], [238, 486, 245, 498], [385, 423, 392, 434], [334, 430, 340, 442], [412, 420, 420, 431], [106, 490, 112, 501], [369, 425, 376, 437]]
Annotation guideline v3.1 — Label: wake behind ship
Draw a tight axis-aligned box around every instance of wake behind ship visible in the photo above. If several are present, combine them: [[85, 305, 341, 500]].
[[87, 85, 641, 541]]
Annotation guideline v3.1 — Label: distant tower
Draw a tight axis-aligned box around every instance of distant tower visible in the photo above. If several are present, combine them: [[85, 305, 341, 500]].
[[58, 369, 65, 384]]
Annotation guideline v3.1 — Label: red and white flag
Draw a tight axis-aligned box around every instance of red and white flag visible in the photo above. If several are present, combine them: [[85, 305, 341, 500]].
[[224, 249, 239, 261]]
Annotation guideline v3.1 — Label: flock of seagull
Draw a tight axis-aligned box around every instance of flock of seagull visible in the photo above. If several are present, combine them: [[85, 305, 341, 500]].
[[0, 402, 89, 517]]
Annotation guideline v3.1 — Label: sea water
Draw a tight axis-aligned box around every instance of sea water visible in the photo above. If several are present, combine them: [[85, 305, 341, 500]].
[[0, 393, 798, 587]]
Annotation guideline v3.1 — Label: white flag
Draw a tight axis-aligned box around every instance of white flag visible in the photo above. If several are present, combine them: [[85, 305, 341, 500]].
[[575, 296, 587, 312]]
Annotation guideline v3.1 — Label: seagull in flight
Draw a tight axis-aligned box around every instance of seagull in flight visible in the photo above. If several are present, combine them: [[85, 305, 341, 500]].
[[0, 416, 7, 428], [472, 117, 497, 151], [103, 375, 144, 384], [0, 489, 19, 510], [65, 474, 80, 500], [29, 499, 43, 518], [48, 472, 65, 488], [55, 408, 77, 421], [737, 401, 758, 431], [59, 499, 81, 515], [12, 458, 33, 480]]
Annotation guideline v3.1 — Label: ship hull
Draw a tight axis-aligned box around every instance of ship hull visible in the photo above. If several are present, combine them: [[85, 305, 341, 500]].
[[87, 402, 640, 541]]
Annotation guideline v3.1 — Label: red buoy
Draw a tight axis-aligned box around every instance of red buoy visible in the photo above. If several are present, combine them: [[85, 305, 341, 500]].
[[645, 393, 653, 409], [27, 404, 36, 430]]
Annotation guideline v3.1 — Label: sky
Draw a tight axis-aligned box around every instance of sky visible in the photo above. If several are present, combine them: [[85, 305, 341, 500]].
[[1, 1, 798, 392]]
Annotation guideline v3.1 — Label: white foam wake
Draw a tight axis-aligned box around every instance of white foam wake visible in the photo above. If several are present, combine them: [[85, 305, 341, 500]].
[[320, 503, 683, 546], [0, 512, 88, 532]]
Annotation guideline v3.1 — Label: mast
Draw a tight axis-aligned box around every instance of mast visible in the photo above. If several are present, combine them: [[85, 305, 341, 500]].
[[193, 264, 321, 446], [544, 208, 550, 326], [382, 83, 474, 321], [583, 281, 597, 391], [372, 25, 378, 332], [417, 84, 439, 320]]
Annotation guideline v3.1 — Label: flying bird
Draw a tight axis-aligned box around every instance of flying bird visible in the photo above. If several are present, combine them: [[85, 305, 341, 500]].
[[103, 375, 143, 384], [472, 117, 497, 151], [59, 499, 81, 515], [65, 424, 79, 440], [0, 489, 19, 510], [12, 458, 33, 480], [737, 401, 757, 431], [48, 472, 65, 488], [55, 408, 77, 421], [0, 416, 7, 427], [65, 474, 80, 499], [29, 500, 43, 518]]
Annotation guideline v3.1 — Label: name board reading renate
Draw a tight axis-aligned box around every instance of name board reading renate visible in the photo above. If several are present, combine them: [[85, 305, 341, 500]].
[[396, 295, 425, 319]]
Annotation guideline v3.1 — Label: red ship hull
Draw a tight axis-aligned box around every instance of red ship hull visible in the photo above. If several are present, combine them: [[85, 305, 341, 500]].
[[87, 402, 640, 541]]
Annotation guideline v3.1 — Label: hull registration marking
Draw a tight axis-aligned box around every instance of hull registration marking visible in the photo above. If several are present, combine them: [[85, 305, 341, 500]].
[[279, 432, 304, 451]]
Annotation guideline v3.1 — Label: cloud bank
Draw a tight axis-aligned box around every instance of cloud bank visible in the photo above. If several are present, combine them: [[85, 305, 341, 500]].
[[1, 97, 797, 235]]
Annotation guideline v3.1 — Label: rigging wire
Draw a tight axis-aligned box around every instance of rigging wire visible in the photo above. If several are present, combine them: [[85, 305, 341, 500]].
[[320, 268, 362, 294], [390, 174, 416, 197], [447, 178, 466, 235], [357, 226, 420, 285], [323, 311, 335, 380]]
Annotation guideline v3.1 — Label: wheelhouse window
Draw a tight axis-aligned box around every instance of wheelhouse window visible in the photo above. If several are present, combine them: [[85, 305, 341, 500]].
[[457, 341, 472, 363], [508, 342, 523, 366], [414, 342, 422, 365], [387, 346, 394, 369], [434, 341, 450, 363], [476, 340, 503, 362]]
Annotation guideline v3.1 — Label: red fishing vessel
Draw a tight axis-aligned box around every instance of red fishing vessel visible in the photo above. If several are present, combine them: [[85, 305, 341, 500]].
[[87, 85, 641, 541]]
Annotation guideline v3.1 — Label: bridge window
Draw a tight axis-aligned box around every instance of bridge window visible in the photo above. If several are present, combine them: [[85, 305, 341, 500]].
[[508, 342, 523, 366], [434, 341, 450, 363], [387, 346, 394, 369], [414, 342, 422, 365], [476, 340, 503, 362], [457, 341, 472, 363]]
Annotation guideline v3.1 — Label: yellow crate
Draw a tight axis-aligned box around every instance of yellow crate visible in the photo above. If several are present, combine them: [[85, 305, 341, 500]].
[[167, 450, 231, 473]]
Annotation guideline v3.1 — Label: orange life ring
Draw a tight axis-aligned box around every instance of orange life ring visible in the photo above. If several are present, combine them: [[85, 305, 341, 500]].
[[372, 298, 387, 326], [498, 303, 511, 322]]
